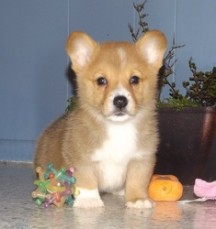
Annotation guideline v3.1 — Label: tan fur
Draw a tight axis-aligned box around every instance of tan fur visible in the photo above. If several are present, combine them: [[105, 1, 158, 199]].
[[34, 30, 167, 208]]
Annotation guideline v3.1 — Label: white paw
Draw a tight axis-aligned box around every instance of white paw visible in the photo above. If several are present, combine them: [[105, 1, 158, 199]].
[[112, 189, 125, 196], [126, 199, 154, 209], [73, 188, 104, 208], [73, 198, 104, 208]]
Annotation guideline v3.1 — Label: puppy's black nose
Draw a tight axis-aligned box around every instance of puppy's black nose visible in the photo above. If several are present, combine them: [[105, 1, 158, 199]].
[[113, 96, 128, 109]]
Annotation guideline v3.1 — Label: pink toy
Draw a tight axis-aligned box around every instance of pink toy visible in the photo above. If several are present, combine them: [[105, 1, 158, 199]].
[[194, 178, 216, 199]]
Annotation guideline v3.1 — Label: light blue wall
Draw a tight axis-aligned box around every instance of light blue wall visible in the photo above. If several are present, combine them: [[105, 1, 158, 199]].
[[69, 0, 134, 41], [0, 0, 69, 161], [1, 0, 216, 161], [175, 0, 216, 88]]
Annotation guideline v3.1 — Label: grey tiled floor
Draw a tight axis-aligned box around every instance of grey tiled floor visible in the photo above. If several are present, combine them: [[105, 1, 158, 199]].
[[1, 162, 216, 229]]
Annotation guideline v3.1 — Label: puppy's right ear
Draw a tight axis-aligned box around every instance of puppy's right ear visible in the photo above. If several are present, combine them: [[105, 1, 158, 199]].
[[66, 32, 97, 72]]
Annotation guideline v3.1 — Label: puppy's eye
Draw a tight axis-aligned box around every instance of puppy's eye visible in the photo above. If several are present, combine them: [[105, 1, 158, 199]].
[[97, 77, 108, 86], [130, 75, 140, 85]]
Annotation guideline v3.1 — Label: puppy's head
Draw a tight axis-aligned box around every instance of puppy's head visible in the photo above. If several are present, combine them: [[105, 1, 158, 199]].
[[66, 30, 167, 122]]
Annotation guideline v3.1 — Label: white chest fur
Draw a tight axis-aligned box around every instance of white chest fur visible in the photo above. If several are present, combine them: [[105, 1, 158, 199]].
[[91, 121, 141, 192]]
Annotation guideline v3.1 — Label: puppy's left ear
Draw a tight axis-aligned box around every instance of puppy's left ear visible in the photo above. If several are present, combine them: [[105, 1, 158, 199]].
[[66, 32, 97, 72], [136, 30, 167, 69]]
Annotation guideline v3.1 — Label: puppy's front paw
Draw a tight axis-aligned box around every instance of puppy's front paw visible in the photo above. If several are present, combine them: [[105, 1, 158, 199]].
[[73, 198, 104, 208], [126, 199, 154, 209], [73, 188, 104, 208]]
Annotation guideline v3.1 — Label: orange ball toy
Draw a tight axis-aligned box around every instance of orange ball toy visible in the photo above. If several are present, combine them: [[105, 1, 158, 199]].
[[148, 175, 183, 201]]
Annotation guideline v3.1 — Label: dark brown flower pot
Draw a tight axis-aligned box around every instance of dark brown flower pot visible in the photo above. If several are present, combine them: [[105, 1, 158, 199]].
[[155, 107, 216, 185]]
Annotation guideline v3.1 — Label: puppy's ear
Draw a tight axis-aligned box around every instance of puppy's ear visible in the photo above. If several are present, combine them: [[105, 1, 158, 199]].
[[136, 30, 167, 69], [66, 32, 97, 71]]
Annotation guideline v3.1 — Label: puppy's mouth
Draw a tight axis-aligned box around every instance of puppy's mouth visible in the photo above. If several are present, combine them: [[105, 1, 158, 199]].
[[113, 109, 128, 116], [107, 108, 131, 122]]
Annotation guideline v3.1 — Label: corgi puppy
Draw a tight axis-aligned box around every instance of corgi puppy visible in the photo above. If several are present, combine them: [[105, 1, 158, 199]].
[[34, 30, 167, 208]]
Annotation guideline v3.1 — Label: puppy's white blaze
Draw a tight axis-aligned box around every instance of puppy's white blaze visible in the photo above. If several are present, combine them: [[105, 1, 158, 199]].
[[117, 47, 127, 65], [73, 188, 104, 208], [114, 85, 130, 96], [92, 121, 142, 191]]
